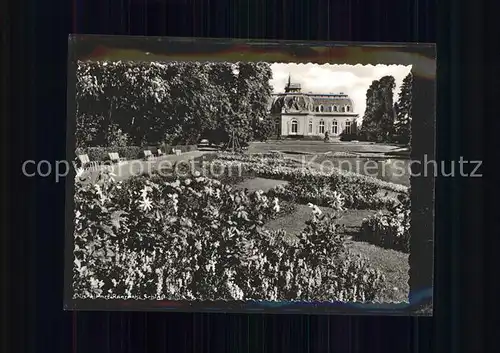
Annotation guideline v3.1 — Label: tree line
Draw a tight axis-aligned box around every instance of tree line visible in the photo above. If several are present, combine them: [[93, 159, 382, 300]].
[[359, 73, 412, 145], [75, 61, 275, 148]]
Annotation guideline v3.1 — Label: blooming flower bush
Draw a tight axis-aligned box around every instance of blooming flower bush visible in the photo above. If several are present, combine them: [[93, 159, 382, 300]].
[[208, 154, 408, 210], [73, 168, 385, 302], [213, 153, 408, 192], [359, 193, 411, 253]]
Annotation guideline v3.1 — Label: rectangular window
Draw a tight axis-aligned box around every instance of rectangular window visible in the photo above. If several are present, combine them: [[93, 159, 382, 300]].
[[332, 121, 338, 135], [345, 121, 351, 134]]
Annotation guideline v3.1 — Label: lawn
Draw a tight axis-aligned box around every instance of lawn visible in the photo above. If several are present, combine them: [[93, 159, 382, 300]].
[[346, 240, 409, 303], [233, 177, 288, 192], [248, 140, 408, 155], [263, 203, 409, 303]]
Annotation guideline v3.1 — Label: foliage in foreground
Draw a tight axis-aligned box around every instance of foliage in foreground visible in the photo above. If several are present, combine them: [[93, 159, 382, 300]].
[[76, 61, 274, 148], [359, 193, 411, 253], [73, 169, 385, 302]]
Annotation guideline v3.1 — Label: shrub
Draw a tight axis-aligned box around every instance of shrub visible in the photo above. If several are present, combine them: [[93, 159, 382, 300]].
[[299, 135, 324, 141], [237, 212, 385, 301], [339, 132, 359, 142], [72, 169, 384, 302], [268, 181, 390, 210], [391, 134, 410, 145], [359, 193, 410, 252], [106, 123, 130, 147]]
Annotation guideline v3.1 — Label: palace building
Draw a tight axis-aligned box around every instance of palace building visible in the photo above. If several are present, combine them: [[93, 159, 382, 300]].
[[269, 76, 359, 139]]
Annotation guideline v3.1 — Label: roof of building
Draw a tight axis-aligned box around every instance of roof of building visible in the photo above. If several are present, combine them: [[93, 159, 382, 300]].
[[269, 76, 356, 114], [270, 92, 355, 113], [269, 94, 313, 114]]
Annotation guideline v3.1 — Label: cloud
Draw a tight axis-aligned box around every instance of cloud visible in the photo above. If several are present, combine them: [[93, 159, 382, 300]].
[[269, 63, 412, 118]]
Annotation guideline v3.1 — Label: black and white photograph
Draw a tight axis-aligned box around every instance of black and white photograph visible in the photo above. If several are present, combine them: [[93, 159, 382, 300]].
[[64, 35, 438, 315], [69, 57, 416, 306]]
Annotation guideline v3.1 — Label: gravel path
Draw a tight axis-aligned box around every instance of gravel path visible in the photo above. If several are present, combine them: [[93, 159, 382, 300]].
[[85, 151, 209, 182]]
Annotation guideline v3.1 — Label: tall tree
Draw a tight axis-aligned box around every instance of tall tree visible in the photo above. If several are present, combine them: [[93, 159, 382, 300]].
[[75, 61, 273, 148], [393, 72, 413, 145], [378, 75, 397, 140], [204, 62, 273, 145], [360, 75, 396, 142], [76, 61, 154, 146], [360, 81, 380, 141], [238, 62, 274, 141], [120, 61, 173, 146], [163, 62, 220, 145]]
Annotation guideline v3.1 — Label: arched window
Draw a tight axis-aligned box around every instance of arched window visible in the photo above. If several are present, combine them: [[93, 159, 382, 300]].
[[346, 105, 351, 112], [319, 105, 324, 112], [341, 106, 346, 112], [291, 119, 298, 134], [332, 120, 338, 135], [345, 120, 352, 134], [315, 106, 320, 112], [308, 120, 313, 133], [333, 105, 338, 112], [319, 120, 325, 134]]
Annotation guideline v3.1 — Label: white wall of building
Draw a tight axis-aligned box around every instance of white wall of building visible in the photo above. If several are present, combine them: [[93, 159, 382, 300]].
[[280, 114, 358, 137]]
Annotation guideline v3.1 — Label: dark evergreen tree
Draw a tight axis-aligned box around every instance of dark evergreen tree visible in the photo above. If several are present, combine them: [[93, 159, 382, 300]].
[[360, 75, 396, 142], [393, 72, 413, 145]]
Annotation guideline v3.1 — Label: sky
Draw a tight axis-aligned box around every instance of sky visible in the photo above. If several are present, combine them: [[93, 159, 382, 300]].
[[269, 63, 412, 118]]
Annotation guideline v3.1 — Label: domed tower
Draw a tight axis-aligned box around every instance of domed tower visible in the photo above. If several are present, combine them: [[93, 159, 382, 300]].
[[270, 75, 315, 114]]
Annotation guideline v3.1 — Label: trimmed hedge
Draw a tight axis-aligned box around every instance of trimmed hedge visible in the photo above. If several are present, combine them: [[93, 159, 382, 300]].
[[75, 144, 198, 163], [280, 135, 324, 141]]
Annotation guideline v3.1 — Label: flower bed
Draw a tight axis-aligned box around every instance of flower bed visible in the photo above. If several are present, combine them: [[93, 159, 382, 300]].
[[212, 153, 408, 193], [359, 193, 411, 252], [73, 168, 385, 302], [207, 154, 408, 210], [216, 152, 296, 166]]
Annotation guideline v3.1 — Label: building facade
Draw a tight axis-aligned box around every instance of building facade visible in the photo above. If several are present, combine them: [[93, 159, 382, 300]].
[[269, 77, 359, 138]]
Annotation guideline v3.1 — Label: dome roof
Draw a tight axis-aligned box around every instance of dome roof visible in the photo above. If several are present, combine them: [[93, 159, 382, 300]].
[[270, 94, 315, 114]]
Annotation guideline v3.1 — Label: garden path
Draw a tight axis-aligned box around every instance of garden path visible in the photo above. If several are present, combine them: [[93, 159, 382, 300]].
[[114, 151, 210, 181], [89, 151, 210, 182]]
